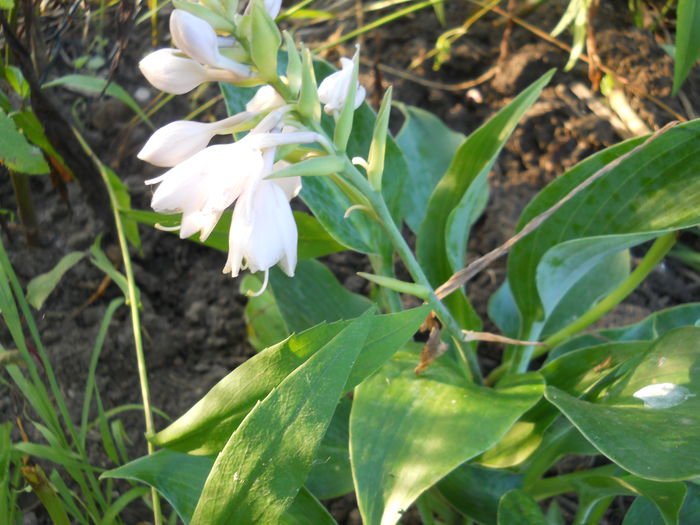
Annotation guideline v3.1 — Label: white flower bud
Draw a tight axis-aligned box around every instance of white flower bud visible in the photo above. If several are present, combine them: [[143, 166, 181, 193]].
[[245, 85, 285, 113], [318, 57, 366, 115], [139, 49, 247, 94], [170, 9, 250, 76], [138, 112, 254, 167]]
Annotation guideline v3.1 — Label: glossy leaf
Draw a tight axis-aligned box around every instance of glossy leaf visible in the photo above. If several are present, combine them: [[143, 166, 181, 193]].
[[190, 311, 372, 524], [509, 121, 700, 334], [240, 274, 288, 351], [305, 397, 354, 499], [394, 103, 465, 232], [479, 340, 648, 469], [437, 465, 523, 525], [151, 306, 428, 454], [269, 259, 373, 332], [624, 482, 700, 525], [673, 0, 700, 95], [497, 490, 546, 525], [570, 475, 686, 525], [102, 449, 335, 524], [417, 70, 553, 288], [551, 303, 700, 357], [351, 354, 544, 525], [546, 325, 700, 480], [26, 252, 85, 309]]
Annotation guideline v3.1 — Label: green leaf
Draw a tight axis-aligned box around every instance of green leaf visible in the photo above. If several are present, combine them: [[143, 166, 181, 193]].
[[546, 326, 700, 481], [11, 109, 64, 163], [102, 449, 335, 524], [351, 354, 544, 525], [673, 0, 700, 95], [367, 86, 392, 191], [394, 103, 465, 232], [269, 259, 373, 332], [624, 481, 700, 525], [305, 397, 353, 499], [26, 252, 85, 309], [43, 75, 153, 128], [151, 306, 429, 454], [551, 302, 700, 356], [497, 490, 547, 525], [436, 464, 523, 525], [0, 0, 14, 10], [510, 120, 700, 335], [123, 209, 343, 260], [106, 168, 141, 250], [250, 0, 281, 81], [241, 274, 288, 351], [480, 340, 650, 469], [0, 110, 50, 174], [190, 310, 372, 524], [569, 475, 686, 525], [417, 70, 553, 287]]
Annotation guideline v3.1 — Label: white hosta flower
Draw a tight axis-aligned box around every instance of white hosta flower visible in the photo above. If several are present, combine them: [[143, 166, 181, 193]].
[[139, 49, 247, 94], [318, 57, 366, 115], [146, 142, 263, 240], [224, 177, 299, 280], [633, 382, 695, 409], [138, 112, 253, 167], [170, 10, 250, 76], [244, 0, 283, 19]]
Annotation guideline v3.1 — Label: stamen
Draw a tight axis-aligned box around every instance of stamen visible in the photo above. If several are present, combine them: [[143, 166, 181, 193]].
[[247, 270, 270, 297], [154, 223, 181, 232], [352, 157, 369, 170]]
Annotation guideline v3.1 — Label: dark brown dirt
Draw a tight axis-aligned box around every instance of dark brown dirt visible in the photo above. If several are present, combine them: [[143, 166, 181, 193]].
[[2, 1, 699, 523]]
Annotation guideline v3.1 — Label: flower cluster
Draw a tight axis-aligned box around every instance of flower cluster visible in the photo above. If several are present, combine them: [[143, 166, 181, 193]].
[[138, 3, 364, 291]]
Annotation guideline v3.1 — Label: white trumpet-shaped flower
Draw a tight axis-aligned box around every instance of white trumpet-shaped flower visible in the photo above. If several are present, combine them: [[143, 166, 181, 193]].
[[139, 48, 247, 94], [170, 10, 250, 76], [146, 127, 321, 278], [318, 57, 366, 115], [245, 85, 285, 113], [224, 173, 300, 280], [138, 112, 253, 167]]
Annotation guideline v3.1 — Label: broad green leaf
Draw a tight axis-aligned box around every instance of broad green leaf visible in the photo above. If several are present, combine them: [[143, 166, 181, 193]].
[[551, 303, 700, 357], [570, 475, 686, 525], [417, 70, 553, 288], [673, 0, 700, 95], [436, 465, 523, 525], [269, 259, 373, 332], [351, 354, 544, 525], [479, 340, 648, 469], [123, 209, 343, 260], [416, 71, 553, 330], [190, 311, 372, 524], [11, 110, 65, 164], [241, 274, 288, 351], [306, 397, 353, 499], [497, 490, 546, 525], [43, 74, 153, 128], [0, 110, 49, 174], [151, 306, 428, 454], [624, 482, 700, 525], [546, 325, 700, 481], [26, 252, 85, 309], [488, 280, 521, 338], [394, 103, 465, 232], [102, 449, 335, 524], [509, 121, 700, 335], [536, 240, 631, 338]]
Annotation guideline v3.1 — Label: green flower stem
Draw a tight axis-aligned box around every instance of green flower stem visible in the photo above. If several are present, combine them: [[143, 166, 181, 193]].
[[73, 130, 162, 525], [340, 156, 483, 383], [538, 232, 677, 354], [529, 464, 620, 501]]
